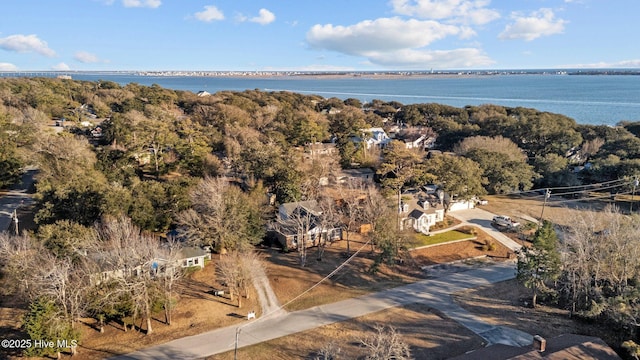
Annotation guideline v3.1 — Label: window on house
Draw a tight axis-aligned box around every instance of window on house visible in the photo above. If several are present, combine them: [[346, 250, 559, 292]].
[[194, 258, 199, 265]]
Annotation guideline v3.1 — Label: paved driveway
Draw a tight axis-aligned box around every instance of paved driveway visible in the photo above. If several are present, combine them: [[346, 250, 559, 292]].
[[448, 208, 523, 251]]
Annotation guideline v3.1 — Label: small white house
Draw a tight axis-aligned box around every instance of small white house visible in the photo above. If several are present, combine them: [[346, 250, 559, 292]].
[[360, 127, 391, 149], [179, 247, 211, 269], [399, 200, 445, 235]]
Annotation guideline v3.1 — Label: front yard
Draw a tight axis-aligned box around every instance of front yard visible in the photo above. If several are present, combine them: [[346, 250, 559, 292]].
[[412, 229, 474, 248]]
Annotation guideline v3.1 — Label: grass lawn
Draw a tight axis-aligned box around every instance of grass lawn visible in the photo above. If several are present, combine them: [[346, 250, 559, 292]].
[[412, 230, 474, 248]]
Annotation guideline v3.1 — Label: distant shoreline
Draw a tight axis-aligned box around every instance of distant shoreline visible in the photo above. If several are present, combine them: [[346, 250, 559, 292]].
[[2, 69, 640, 80]]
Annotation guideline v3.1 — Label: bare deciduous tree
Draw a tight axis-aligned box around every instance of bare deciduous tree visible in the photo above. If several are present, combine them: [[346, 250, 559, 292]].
[[334, 182, 371, 256], [315, 193, 342, 262], [0, 233, 87, 356], [360, 324, 412, 360], [561, 206, 640, 315], [95, 216, 167, 335], [216, 250, 264, 308], [159, 236, 183, 325], [360, 186, 393, 253], [178, 177, 263, 252], [315, 341, 342, 360]]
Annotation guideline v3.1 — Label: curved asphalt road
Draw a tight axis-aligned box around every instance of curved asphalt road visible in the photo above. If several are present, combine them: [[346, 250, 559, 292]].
[[112, 260, 530, 360], [0, 168, 36, 233]]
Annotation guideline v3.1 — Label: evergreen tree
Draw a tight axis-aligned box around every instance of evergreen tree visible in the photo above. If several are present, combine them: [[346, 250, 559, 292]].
[[516, 220, 561, 307], [22, 297, 79, 358]]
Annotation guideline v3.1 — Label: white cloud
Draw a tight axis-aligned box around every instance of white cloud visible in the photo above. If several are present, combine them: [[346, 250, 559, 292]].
[[499, 8, 566, 41], [122, 0, 161, 8], [367, 48, 494, 68], [390, 0, 500, 25], [195, 5, 225, 22], [74, 51, 101, 63], [307, 17, 464, 55], [307, 17, 492, 68], [0, 34, 56, 57], [563, 59, 640, 68], [52, 62, 71, 71], [250, 8, 276, 25], [0, 63, 18, 71]]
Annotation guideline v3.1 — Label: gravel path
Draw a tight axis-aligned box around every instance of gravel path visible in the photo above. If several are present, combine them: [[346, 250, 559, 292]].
[[251, 264, 285, 319]]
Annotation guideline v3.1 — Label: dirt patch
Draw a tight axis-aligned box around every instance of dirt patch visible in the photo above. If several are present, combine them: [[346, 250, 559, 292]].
[[264, 235, 424, 312], [208, 303, 485, 360], [0, 259, 262, 360], [0, 294, 30, 359], [481, 195, 609, 228], [0, 226, 510, 359], [1, 237, 425, 360], [452, 279, 617, 352]]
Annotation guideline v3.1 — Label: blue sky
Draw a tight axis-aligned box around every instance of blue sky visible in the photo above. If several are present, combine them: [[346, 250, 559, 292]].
[[1, 0, 639, 71]]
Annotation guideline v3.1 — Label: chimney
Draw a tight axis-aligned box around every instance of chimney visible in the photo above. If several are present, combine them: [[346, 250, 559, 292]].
[[533, 335, 546, 352]]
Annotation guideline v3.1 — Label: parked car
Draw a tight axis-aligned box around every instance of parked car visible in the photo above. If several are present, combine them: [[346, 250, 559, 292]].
[[492, 215, 520, 229]]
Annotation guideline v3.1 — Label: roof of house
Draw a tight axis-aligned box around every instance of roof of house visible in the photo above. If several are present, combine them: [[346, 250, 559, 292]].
[[451, 334, 620, 360], [179, 246, 209, 260], [270, 218, 321, 236], [361, 127, 390, 143], [341, 168, 374, 177], [408, 209, 425, 219], [423, 204, 445, 214], [397, 132, 426, 142], [279, 200, 321, 218]]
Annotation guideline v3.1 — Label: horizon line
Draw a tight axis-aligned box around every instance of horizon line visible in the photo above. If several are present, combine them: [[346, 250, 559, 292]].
[[2, 68, 640, 74]]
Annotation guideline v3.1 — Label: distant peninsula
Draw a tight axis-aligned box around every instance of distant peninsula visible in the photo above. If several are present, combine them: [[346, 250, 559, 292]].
[[2, 69, 640, 79]]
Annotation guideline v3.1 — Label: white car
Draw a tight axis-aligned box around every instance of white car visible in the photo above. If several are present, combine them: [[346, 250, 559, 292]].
[[492, 215, 520, 228]]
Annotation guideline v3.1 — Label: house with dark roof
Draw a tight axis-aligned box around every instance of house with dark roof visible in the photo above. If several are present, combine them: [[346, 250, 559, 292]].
[[337, 168, 375, 185], [278, 200, 322, 220], [396, 187, 446, 234], [400, 204, 445, 234], [270, 200, 342, 249]]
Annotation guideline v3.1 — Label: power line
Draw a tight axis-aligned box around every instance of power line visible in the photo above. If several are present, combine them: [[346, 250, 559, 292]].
[[546, 181, 631, 198], [505, 178, 632, 199], [541, 189, 634, 206], [233, 237, 373, 356], [277, 238, 372, 313]]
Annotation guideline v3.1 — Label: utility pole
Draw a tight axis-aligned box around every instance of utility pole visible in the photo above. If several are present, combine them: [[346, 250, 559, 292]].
[[12, 209, 19, 235], [234, 327, 241, 360], [632, 178, 639, 213], [539, 189, 551, 225]]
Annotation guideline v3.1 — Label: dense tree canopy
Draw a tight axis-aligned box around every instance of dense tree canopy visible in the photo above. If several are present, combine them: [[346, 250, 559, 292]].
[[0, 76, 636, 232]]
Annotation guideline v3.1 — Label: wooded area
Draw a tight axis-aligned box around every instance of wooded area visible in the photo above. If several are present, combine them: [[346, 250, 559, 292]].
[[2, 77, 640, 358]]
